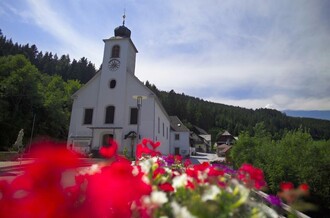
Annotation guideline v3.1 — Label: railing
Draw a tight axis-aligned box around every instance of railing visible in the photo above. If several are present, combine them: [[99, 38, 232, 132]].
[[251, 190, 310, 218]]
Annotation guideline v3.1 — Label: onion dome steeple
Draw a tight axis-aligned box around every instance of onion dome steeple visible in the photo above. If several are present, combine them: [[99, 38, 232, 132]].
[[114, 13, 131, 38]]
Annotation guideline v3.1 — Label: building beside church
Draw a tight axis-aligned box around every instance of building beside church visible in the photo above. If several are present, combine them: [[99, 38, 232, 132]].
[[169, 116, 190, 156], [67, 20, 189, 157]]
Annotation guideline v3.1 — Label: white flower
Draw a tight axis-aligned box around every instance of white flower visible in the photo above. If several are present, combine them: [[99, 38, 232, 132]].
[[172, 173, 188, 190], [171, 201, 197, 218], [197, 170, 208, 183], [151, 191, 168, 205], [139, 158, 155, 174], [132, 166, 139, 176], [142, 175, 150, 184], [201, 185, 221, 202], [143, 191, 168, 206], [89, 164, 101, 174], [230, 180, 250, 209], [79, 164, 101, 175]]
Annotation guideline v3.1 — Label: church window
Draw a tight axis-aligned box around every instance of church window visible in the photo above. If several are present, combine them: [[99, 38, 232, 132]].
[[166, 127, 168, 139], [111, 45, 120, 58], [175, 134, 180, 140], [158, 117, 160, 133], [83, 108, 93, 125], [130, 108, 138, 124], [109, 80, 116, 89], [105, 106, 115, 124], [162, 122, 164, 137]]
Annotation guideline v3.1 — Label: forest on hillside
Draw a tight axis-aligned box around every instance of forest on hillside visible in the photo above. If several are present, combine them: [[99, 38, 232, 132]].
[[1, 30, 330, 150], [145, 81, 330, 141], [0, 30, 94, 149]]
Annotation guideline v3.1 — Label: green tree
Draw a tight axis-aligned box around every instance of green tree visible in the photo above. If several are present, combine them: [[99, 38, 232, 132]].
[[231, 128, 330, 213], [0, 55, 43, 149]]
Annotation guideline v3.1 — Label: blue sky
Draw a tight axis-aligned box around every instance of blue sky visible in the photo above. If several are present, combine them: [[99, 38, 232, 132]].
[[1, 0, 330, 110]]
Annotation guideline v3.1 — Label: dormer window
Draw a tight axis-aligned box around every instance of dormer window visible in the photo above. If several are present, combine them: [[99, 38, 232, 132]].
[[111, 45, 120, 58]]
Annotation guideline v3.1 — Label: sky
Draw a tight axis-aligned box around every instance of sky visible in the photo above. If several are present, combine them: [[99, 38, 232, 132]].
[[1, 0, 330, 111]]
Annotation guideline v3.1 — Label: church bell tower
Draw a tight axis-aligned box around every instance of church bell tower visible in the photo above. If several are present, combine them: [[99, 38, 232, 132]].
[[96, 15, 138, 127]]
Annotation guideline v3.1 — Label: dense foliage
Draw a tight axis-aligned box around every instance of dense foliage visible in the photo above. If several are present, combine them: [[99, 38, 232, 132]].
[[145, 81, 330, 141], [231, 125, 330, 216], [0, 54, 81, 150]]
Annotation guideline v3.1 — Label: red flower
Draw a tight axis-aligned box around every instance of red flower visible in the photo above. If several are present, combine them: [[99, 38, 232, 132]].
[[136, 138, 161, 159], [99, 139, 118, 158], [159, 183, 174, 192], [186, 162, 213, 184], [153, 167, 166, 179], [174, 155, 182, 163], [186, 180, 196, 190], [207, 166, 224, 177], [237, 163, 266, 190], [280, 182, 294, 191], [184, 159, 192, 167], [142, 138, 160, 149], [151, 141, 161, 149], [298, 183, 309, 192], [0, 141, 81, 217], [84, 160, 152, 217]]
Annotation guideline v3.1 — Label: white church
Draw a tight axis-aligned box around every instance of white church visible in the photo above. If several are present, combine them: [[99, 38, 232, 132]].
[[67, 19, 190, 157]]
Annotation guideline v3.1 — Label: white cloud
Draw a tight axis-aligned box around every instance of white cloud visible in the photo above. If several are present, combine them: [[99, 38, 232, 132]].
[[1, 0, 329, 110], [23, 0, 103, 64], [207, 95, 330, 111]]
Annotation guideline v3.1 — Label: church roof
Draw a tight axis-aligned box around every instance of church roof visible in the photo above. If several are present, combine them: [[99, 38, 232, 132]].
[[170, 116, 189, 132], [128, 73, 170, 120], [114, 25, 131, 38], [114, 14, 131, 38]]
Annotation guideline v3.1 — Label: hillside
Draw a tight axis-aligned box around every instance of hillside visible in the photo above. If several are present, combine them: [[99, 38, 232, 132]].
[[145, 82, 330, 141], [283, 110, 330, 121]]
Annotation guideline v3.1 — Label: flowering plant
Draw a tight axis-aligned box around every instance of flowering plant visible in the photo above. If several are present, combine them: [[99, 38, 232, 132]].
[[0, 139, 309, 217]]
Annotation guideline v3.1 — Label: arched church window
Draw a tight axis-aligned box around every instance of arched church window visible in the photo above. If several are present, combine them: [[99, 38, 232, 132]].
[[105, 106, 115, 124], [111, 45, 120, 58], [109, 79, 116, 89]]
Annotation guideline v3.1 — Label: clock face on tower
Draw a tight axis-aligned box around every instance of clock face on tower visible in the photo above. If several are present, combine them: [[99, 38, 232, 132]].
[[108, 59, 120, 71]]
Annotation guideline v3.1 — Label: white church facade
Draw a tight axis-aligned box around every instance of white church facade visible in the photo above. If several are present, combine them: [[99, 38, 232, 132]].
[[67, 21, 190, 157]]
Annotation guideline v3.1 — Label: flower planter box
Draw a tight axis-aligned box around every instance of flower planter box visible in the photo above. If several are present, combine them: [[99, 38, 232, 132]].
[[0, 152, 19, 161]]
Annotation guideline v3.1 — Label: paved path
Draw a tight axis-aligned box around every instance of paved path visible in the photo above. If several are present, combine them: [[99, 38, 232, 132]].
[[0, 158, 98, 182], [189, 152, 225, 164], [0, 153, 223, 181]]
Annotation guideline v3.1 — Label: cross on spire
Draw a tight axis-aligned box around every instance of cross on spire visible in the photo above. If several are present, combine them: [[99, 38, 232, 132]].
[[122, 9, 126, 26]]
